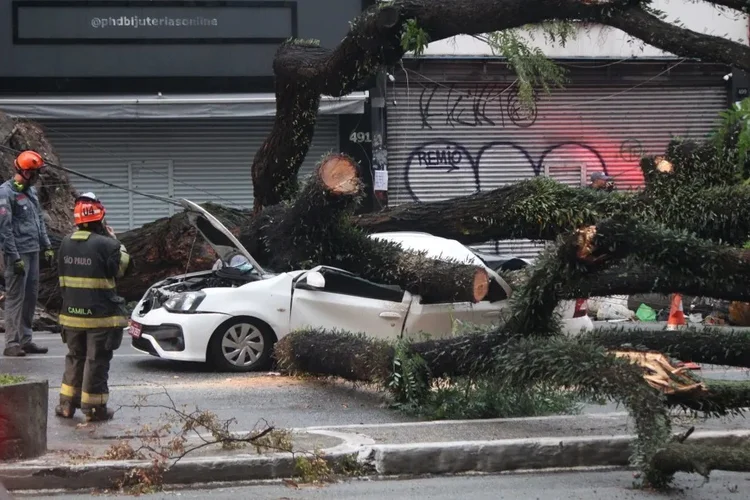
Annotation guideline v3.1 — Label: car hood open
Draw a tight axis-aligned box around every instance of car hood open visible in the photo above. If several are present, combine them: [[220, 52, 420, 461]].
[[179, 199, 266, 275]]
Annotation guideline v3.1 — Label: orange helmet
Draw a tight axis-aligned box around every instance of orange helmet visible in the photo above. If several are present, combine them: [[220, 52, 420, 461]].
[[14, 151, 44, 171], [74, 192, 106, 225]]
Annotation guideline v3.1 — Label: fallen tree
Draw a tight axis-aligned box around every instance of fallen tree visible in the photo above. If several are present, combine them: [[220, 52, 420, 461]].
[[275, 328, 750, 415], [502, 214, 750, 335], [275, 330, 750, 486], [3, 0, 750, 488]]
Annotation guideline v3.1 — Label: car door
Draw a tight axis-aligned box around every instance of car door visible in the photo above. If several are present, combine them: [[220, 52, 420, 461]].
[[403, 273, 512, 341], [289, 267, 411, 341]]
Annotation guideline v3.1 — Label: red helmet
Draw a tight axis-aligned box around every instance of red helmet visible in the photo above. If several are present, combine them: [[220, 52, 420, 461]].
[[74, 192, 106, 225], [14, 151, 44, 171]]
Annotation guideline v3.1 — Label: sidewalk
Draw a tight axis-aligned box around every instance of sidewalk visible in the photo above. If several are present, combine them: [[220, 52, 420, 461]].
[[3, 408, 750, 492]]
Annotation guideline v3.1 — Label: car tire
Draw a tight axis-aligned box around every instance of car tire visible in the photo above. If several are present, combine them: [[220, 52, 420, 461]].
[[207, 317, 275, 372]]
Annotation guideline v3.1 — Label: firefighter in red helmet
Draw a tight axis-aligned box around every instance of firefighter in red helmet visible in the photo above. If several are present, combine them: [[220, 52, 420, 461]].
[[56, 193, 133, 422], [1, 150, 53, 357]]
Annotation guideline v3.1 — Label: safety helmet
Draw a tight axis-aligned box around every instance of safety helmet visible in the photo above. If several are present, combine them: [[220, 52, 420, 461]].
[[14, 151, 44, 171], [73, 192, 106, 225]]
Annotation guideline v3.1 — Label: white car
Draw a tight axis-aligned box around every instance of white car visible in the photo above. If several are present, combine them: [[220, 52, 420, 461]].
[[128, 200, 593, 372]]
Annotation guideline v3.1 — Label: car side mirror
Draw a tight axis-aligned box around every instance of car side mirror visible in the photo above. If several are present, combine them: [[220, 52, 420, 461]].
[[306, 271, 325, 289]]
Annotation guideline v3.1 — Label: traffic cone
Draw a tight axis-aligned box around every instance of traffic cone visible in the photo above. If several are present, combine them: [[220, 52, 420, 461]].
[[666, 293, 686, 330]]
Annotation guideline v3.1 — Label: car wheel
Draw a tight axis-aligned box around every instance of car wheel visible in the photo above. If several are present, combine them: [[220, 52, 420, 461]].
[[208, 317, 274, 372]]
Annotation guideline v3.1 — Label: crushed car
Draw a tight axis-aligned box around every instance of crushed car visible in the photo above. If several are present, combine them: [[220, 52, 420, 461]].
[[128, 199, 593, 372]]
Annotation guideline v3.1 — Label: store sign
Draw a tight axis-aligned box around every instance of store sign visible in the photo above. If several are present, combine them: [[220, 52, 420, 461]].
[[0, 0, 364, 78], [13, 1, 296, 44]]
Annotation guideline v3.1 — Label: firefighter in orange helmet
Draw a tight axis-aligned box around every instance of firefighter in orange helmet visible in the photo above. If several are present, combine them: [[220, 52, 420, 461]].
[[56, 193, 133, 421], [1, 151, 53, 357]]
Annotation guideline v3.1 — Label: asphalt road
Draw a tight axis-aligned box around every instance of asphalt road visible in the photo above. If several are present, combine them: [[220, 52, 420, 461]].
[[3, 332, 414, 446], [4, 331, 749, 447], [13, 470, 750, 499]]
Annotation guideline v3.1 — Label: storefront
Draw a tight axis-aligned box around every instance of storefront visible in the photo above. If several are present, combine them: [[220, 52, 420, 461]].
[[0, 94, 365, 231], [0, 0, 374, 232], [384, 58, 731, 256]]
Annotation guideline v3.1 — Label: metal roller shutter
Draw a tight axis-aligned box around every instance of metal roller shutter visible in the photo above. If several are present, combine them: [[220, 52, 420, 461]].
[[386, 61, 727, 257], [37, 117, 339, 232]]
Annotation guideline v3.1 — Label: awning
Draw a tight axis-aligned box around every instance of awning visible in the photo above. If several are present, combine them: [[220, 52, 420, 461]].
[[0, 91, 369, 120]]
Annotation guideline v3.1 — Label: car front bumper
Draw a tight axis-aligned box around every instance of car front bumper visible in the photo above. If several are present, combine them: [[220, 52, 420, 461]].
[[128, 308, 231, 362]]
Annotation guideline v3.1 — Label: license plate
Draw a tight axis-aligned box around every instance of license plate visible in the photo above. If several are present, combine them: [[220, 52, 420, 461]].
[[129, 321, 142, 338]]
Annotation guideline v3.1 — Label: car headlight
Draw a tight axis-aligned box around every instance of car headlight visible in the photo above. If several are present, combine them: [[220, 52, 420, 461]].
[[163, 291, 206, 313]]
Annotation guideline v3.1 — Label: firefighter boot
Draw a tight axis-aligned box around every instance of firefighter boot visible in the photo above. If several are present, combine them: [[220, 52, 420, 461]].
[[83, 405, 114, 422], [54, 401, 77, 419]]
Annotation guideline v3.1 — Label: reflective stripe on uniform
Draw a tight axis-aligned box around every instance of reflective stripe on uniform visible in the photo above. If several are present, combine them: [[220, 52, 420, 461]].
[[60, 383, 81, 398], [81, 392, 109, 405], [71, 230, 92, 241], [58, 314, 128, 329], [59, 276, 116, 289], [117, 250, 131, 278]]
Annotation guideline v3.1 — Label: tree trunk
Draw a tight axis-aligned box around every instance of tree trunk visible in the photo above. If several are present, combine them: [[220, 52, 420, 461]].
[[249, 0, 750, 213], [583, 328, 750, 369], [274, 330, 396, 383], [275, 328, 516, 383], [505, 218, 750, 334], [354, 177, 632, 245], [667, 380, 750, 416], [276, 327, 750, 418], [650, 442, 750, 478]]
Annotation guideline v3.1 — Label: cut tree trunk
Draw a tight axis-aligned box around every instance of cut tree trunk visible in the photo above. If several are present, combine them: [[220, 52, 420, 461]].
[[241, 153, 490, 304], [583, 328, 750, 369]]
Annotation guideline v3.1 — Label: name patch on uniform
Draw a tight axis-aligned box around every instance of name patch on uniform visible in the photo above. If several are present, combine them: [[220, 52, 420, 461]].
[[68, 307, 93, 316], [63, 256, 92, 266]]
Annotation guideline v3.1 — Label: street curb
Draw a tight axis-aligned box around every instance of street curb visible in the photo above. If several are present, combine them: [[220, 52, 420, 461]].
[[2, 430, 750, 491], [358, 430, 750, 476]]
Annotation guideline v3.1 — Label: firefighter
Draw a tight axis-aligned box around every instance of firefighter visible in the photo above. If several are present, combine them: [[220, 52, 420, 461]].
[[56, 193, 133, 422], [1, 150, 54, 357]]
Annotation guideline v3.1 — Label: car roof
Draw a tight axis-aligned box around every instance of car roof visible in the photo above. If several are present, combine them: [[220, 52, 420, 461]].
[[369, 232, 487, 268]]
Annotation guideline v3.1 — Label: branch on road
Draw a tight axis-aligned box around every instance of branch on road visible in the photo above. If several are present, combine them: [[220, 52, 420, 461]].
[[93, 388, 294, 494]]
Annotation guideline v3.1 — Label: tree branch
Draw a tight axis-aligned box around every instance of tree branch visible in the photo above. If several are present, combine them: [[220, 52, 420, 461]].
[[250, 0, 750, 210], [607, 6, 750, 69], [704, 0, 750, 14]]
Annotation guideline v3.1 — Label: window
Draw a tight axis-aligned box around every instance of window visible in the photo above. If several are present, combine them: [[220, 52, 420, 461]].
[[297, 267, 405, 302]]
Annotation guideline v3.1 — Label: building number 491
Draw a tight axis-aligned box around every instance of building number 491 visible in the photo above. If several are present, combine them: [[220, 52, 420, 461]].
[[349, 131, 372, 143]]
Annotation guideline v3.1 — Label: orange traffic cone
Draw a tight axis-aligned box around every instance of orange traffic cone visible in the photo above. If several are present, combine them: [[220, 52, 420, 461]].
[[666, 293, 686, 330]]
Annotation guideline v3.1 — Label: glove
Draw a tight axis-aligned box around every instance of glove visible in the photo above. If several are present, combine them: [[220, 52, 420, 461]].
[[13, 259, 25, 276], [44, 249, 55, 265]]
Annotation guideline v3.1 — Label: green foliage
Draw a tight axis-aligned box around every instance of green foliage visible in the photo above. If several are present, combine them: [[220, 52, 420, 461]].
[[713, 97, 750, 183], [388, 339, 430, 404], [0, 374, 25, 386], [485, 29, 567, 109], [488, 336, 673, 488], [401, 19, 431, 57], [394, 376, 582, 420], [535, 20, 578, 47]]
